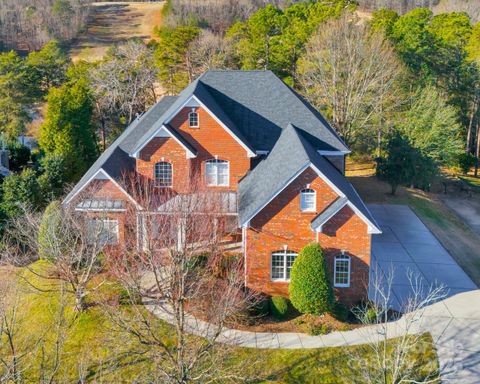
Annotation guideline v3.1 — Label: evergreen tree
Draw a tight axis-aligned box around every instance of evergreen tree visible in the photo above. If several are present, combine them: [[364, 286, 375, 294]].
[[39, 76, 98, 182], [1, 168, 42, 217]]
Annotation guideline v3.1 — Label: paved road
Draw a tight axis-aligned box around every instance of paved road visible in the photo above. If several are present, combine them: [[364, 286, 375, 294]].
[[146, 205, 480, 383]]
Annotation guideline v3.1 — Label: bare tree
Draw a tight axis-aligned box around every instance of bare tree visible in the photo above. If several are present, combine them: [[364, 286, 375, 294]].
[[186, 30, 231, 80], [3, 198, 115, 312], [298, 13, 405, 149], [90, 41, 158, 149], [101, 174, 258, 383], [349, 268, 446, 384], [0, 0, 90, 51], [0, 274, 72, 383]]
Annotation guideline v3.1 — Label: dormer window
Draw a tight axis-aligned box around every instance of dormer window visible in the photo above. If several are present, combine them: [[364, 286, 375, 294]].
[[300, 188, 316, 212], [188, 109, 199, 128]]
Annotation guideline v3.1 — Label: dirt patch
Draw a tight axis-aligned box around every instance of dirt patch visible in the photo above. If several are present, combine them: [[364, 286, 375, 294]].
[[347, 160, 480, 286], [70, 1, 164, 62]]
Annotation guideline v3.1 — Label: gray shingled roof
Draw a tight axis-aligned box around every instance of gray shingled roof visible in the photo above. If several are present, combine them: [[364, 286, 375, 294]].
[[65, 71, 351, 207], [238, 124, 380, 233], [63, 96, 177, 204], [310, 197, 348, 231], [199, 71, 349, 152]]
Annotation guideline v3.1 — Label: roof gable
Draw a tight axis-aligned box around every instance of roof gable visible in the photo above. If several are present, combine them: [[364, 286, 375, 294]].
[[238, 124, 380, 234]]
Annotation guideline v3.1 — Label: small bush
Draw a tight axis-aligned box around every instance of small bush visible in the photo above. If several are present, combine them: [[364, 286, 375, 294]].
[[456, 153, 476, 175], [365, 307, 378, 324], [332, 302, 350, 322], [289, 243, 334, 315], [307, 323, 331, 336], [270, 296, 289, 320]]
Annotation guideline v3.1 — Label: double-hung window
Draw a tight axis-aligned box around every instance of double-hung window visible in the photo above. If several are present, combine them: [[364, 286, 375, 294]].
[[87, 218, 119, 245], [205, 159, 229, 186], [271, 250, 298, 281], [334, 253, 351, 287], [300, 188, 316, 212], [188, 110, 199, 128], [154, 161, 173, 188]]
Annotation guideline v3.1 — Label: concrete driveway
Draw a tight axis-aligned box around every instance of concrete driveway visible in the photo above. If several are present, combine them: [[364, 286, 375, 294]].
[[368, 204, 477, 311], [368, 204, 480, 383]]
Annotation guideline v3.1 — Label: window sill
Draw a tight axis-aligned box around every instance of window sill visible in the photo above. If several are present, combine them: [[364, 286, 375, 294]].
[[334, 284, 350, 288], [271, 279, 290, 283]]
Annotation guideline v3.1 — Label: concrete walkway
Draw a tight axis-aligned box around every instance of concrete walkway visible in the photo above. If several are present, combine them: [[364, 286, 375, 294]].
[[144, 204, 480, 383]]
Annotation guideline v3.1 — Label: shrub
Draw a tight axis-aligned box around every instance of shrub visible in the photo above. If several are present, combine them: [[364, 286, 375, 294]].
[[1, 168, 42, 217], [307, 323, 331, 336], [270, 296, 289, 320], [456, 153, 476, 175], [7, 142, 31, 172], [38, 200, 62, 260], [332, 302, 350, 322], [289, 243, 334, 315], [365, 307, 378, 324]]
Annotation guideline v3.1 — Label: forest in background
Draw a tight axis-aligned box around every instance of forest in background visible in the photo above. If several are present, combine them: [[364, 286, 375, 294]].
[[0, 0, 478, 219]]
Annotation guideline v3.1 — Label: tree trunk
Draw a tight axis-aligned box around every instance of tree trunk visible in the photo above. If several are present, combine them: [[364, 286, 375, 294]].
[[75, 287, 87, 312], [476, 121, 480, 177], [466, 99, 477, 153]]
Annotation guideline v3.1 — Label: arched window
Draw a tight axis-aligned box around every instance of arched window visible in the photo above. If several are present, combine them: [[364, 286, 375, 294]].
[[300, 188, 316, 212], [188, 109, 199, 128], [271, 250, 298, 281], [334, 252, 351, 287], [205, 159, 229, 186], [154, 161, 173, 187]]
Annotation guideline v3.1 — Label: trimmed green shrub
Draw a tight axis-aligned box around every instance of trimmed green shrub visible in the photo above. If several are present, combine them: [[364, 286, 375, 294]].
[[270, 296, 289, 319], [289, 243, 334, 315], [456, 153, 476, 175], [38, 200, 62, 260], [365, 307, 378, 324], [332, 302, 350, 322]]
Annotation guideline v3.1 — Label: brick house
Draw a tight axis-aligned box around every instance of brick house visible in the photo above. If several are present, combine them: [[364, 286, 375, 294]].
[[64, 70, 381, 306]]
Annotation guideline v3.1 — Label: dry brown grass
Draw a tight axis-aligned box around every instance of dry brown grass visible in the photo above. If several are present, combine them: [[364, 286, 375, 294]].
[[70, 1, 164, 62], [347, 159, 480, 286]]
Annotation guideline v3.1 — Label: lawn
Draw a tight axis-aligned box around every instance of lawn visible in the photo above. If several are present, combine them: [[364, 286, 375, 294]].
[[347, 159, 480, 286], [0, 262, 439, 383], [69, 2, 164, 62]]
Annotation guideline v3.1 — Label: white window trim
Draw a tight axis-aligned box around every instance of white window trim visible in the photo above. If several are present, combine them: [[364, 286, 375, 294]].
[[205, 159, 230, 187], [88, 218, 119, 245], [270, 250, 297, 282], [188, 109, 199, 128], [334, 253, 351, 288], [300, 188, 316, 212], [154, 161, 173, 188]]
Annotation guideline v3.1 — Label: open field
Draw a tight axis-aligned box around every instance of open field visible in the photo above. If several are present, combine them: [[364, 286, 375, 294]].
[[347, 160, 480, 286], [69, 1, 164, 62]]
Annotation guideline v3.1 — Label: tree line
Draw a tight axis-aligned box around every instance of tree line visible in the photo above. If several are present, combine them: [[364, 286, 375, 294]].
[[0, 0, 90, 52]]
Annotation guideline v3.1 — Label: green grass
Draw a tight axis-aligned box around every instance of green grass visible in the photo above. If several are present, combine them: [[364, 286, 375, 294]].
[[0, 262, 440, 383], [459, 175, 480, 188]]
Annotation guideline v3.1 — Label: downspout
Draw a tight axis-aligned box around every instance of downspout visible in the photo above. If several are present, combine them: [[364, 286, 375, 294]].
[[243, 226, 247, 287]]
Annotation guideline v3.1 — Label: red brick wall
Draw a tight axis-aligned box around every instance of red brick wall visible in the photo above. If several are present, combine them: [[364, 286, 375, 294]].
[[137, 137, 191, 192], [245, 167, 371, 306], [169, 107, 251, 191], [79, 179, 132, 246]]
